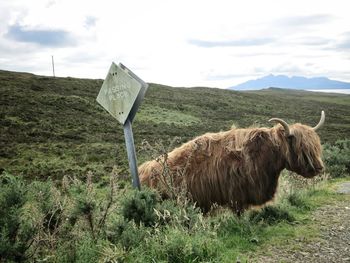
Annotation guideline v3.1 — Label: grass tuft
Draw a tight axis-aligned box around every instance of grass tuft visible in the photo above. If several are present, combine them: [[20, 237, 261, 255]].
[[249, 205, 295, 225]]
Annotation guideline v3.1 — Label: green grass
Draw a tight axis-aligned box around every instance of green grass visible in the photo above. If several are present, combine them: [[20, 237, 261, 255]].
[[135, 105, 200, 126]]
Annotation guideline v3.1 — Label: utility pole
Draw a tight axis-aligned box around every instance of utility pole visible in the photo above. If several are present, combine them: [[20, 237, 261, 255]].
[[51, 55, 55, 77]]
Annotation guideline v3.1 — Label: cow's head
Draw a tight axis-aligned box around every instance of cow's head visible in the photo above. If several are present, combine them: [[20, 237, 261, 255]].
[[270, 111, 325, 178]]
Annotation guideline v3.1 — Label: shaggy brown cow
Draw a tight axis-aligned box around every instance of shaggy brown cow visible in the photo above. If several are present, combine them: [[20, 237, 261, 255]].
[[139, 111, 325, 214]]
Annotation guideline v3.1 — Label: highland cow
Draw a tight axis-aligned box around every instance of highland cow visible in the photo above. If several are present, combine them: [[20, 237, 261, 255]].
[[139, 111, 325, 214]]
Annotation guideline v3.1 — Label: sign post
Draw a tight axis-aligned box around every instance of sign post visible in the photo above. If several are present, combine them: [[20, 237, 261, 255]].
[[123, 119, 140, 189], [96, 62, 148, 190]]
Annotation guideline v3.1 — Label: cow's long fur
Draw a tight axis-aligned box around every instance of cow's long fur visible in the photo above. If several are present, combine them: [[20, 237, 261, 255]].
[[139, 123, 324, 213]]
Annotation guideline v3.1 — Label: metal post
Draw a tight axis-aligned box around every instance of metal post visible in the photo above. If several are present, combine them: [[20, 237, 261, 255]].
[[52, 55, 55, 77], [123, 118, 141, 190]]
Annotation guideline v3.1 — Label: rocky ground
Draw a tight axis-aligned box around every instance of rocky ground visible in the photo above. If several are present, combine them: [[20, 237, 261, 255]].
[[253, 182, 350, 263]]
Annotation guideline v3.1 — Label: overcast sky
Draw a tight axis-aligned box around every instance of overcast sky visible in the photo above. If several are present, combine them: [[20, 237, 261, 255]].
[[0, 0, 349, 88]]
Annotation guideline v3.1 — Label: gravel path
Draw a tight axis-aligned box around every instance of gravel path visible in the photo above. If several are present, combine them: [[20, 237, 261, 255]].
[[253, 182, 350, 263]]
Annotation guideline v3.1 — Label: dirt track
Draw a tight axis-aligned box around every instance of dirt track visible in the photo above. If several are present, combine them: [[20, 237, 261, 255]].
[[254, 182, 350, 263]]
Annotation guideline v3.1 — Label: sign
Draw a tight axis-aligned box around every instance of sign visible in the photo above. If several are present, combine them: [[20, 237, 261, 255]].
[[97, 62, 144, 124], [96, 62, 148, 190]]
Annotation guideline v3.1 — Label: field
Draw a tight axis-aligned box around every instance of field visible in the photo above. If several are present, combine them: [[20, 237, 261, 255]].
[[1, 70, 350, 262], [1, 70, 349, 180]]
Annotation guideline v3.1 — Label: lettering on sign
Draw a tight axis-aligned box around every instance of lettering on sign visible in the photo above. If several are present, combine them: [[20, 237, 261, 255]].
[[96, 62, 142, 124], [104, 72, 130, 100]]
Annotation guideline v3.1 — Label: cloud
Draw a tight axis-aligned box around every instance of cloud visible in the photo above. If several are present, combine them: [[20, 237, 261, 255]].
[[84, 16, 97, 29], [276, 14, 335, 27], [206, 73, 261, 81], [322, 32, 350, 51], [1, 0, 349, 86], [337, 40, 350, 50], [46, 0, 57, 8], [6, 24, 76, 47], [188, 37, 275, 48], [335, 32, 350, 50], [269, 63, 307, 76], [296, 37, 331, 46]]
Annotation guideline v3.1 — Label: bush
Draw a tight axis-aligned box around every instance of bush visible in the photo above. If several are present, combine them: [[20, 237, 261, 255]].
[[154, 199, 203, 230], [55, 236, 106, 263], [73, 236, 101, 263], [121, 188, 159, 227], [0, 171, 120, 262], [126, 226, 219, 262], [108, 219, 149, 251], [161, 228, 218, 263], [323, 139, 350, 177], [111, 187, 220, 262], [1, 160, 337, 262], [0, 172, 36, 262]]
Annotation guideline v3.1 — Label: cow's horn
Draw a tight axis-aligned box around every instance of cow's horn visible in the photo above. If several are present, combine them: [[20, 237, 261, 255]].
[[269, 118, 290, 137], [312, 110, 325, 131]]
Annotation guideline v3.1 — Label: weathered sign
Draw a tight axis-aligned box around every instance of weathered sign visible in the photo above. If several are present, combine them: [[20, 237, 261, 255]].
[[97, 62, 148, 190], [97, 62, 143, 124]]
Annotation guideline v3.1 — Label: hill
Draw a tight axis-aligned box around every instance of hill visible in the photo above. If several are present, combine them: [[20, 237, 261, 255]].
[[229, 74, 350, 91], [1, 70, 350, 180]]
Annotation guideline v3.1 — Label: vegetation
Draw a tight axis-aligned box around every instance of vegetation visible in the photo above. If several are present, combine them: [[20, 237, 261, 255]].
[[1, 167, 349, 262], [0, 70, 349, 262], [1, 70, 350, 180], [323, 139, 350, 177]]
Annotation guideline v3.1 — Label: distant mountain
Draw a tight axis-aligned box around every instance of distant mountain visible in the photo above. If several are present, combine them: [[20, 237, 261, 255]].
[[229, 75, 350, 91]]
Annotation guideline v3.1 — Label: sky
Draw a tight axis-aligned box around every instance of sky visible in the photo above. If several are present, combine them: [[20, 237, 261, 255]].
[[0, 0, 349, 88]]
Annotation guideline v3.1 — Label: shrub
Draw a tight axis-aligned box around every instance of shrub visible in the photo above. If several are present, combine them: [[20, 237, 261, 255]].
[[27, 180, 64, 234], [74, 236, 101, 263], [161, 228, 218, 263], [129, 227, 219, 263], [55, 236, 104, 263], [67, 171, 118, 241], [0, 172, 36, 262], [108, 219, 149, 251], [0, 171, 120, 262], [1, 155, 338, 263], [121, 188, 159, 227], [154, 199, 203, 230], [111, 187, 219, 262], [323, 139, 350, 177]]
